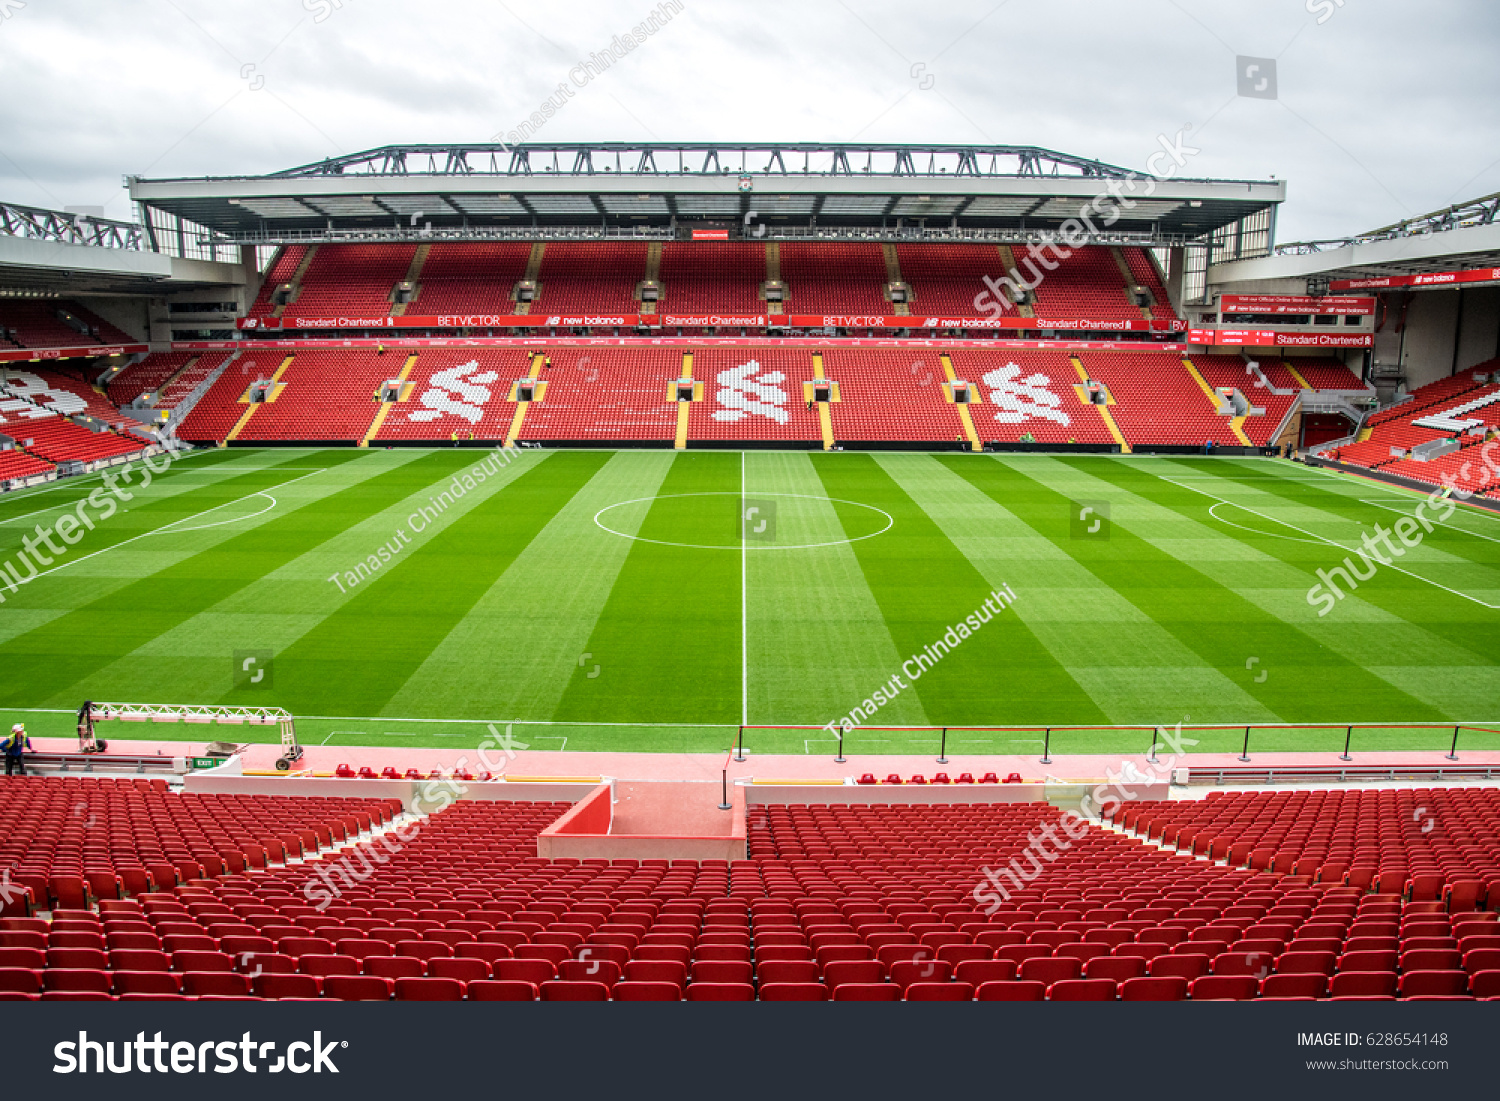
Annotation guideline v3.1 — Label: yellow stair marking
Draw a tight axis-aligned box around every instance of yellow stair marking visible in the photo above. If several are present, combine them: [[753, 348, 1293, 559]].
[[272, 247, 318, 319], [674, 351, 694, 449], [1071, 357, 1130, 453], [1282, 361, 1314, 389], [1357, 426, 1373, 443], [1108, 246, 1152, 320], [1181, 357, 1224, 408], [1183, 355, 1250, 443], [997, 245, 1035, 317], [154, 355, 200, 399], [640, 242, 663, 316], [880, 245, 910, 315], [504, 352, 547, 448], [361, 354, 419, 447], [764, 243, 783, 316], [940, 353, 981, 451], [228, 356, 294, 440], [515, 243, 545, 314], [811, 353, 836, 450], [225, 404, 259, 442], [391, 245, 432, 316]]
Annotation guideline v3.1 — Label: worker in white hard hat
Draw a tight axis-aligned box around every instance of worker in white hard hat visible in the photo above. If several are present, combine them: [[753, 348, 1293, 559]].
[[2, 723, 32, 777]]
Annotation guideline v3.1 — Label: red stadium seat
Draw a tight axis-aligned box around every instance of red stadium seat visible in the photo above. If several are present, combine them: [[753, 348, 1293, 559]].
[[686, 983, 755, 1002], [758, 983, 828, 1002], [976, 981, 1046, 1002], [539, 981, 609, 1002], [468, 981, 538, 1001], [1120, 977, 1188, 1002], [324, 976, 393, 1001]]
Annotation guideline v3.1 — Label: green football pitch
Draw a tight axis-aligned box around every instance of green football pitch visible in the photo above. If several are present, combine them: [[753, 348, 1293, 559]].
[[1, 446, 1497, 758]]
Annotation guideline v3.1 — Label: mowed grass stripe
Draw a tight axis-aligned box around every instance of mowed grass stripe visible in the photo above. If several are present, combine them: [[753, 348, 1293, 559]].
[[553, 452, 741, 725], [383, 451, 677, 722], [0, 450, 461, 708], [1181, 459, 1500, 633], [0, 448, 251, 526], [887, 453, 1277, 727], [1056, 456, 1447, 722], [1113, 459, 1499, 713], [1153, 458, 1500, 721], [0, 452, 330, 646], [249, 452, 608, 716], [744, 451, 930, 729], [0, 449, 332, 563], [813, 452, 1107, 726], [0, 451, 364, 632], [105, 450, 548, 707]]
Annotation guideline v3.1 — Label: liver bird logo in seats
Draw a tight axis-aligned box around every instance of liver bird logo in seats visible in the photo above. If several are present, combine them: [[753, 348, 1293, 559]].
[[711, 360, 790, 424], [982, 362, 1071, 427], [408, 360, 498, 425], [0, 371, 89, 420]]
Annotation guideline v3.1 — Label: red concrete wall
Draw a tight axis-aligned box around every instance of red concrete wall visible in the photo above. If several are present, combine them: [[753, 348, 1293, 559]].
[[544, 782, 614, 835]]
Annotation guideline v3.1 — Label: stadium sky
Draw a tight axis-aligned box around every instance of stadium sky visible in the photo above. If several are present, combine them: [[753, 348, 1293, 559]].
[[0, 0, 1495, 245]]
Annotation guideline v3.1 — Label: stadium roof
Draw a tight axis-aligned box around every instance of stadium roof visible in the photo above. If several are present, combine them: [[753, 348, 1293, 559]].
[[129, 141, 1284, 250], [1212, 191, 1500, 289], [0, 199, 238, 295]]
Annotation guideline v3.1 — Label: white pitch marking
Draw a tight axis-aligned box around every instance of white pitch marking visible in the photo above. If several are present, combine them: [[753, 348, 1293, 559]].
[[1162, 476, 1500, 610], [741, 452, 749, 729], [2, 469, 326, 587], [1359, 499, 1500, 540], [592, 491, 893, 551]]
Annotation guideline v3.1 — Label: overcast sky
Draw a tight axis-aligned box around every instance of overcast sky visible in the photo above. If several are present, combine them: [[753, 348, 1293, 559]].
[[0, 0, 1496, 244]]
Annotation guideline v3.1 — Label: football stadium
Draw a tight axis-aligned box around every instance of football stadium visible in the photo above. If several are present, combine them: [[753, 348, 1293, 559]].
[[0, 2, 1497, 1085]]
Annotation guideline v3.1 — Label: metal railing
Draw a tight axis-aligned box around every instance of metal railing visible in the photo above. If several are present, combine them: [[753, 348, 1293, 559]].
[[739, 722, 1500, 765]]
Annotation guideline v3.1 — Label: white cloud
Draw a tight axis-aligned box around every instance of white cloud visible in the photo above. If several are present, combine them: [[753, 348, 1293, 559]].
[[0, 0, 1494, 239]]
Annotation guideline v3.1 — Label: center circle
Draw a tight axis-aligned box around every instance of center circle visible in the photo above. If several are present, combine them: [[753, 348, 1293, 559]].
[[593, 492, 894, 551]]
